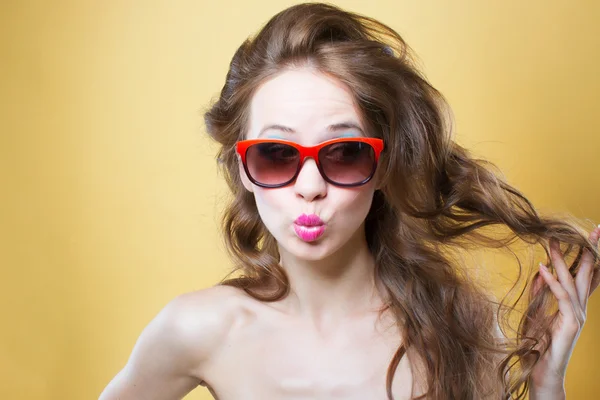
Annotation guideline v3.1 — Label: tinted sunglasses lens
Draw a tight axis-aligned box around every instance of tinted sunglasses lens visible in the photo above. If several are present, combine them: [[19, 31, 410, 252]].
[[246, 142, 300, 185], [319, 141, 376, 185]]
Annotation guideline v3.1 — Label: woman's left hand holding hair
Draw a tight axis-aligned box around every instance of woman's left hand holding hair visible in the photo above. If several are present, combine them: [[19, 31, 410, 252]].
[[528, 226, 600, 399]]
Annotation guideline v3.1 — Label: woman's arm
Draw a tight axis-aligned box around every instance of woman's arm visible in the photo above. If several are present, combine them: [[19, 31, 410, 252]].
[[98, 287, 236, 400]]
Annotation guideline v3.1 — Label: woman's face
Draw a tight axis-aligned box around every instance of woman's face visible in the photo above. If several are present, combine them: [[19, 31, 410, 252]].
[[239, 68, 378, 261]]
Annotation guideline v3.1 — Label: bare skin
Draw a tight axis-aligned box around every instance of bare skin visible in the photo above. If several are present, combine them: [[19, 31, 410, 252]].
[[99, 285, 427, 400]]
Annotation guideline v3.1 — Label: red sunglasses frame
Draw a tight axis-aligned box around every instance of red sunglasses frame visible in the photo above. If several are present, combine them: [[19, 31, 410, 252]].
[[235, 137, 385, 188]]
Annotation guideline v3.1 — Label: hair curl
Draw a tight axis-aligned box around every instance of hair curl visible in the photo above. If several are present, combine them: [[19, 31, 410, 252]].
[[203, 3, 599, 399]]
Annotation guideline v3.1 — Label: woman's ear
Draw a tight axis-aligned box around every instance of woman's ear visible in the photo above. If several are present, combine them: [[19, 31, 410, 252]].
[[237, 153, 254, 193]]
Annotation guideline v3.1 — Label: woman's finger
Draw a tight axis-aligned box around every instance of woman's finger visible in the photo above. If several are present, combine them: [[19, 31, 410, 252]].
[[575, 228, 600, 309], [549, 238, 581, 314], [590, 267, 600, 296], [539, 262, 581, 332], [532, 272, 544, 297]]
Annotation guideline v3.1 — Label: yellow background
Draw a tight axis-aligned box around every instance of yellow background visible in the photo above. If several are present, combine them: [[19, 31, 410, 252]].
[[1, 1, 598, 399]]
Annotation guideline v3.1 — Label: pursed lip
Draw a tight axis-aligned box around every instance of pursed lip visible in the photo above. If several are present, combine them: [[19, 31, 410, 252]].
[[294, 213, 324, 226]]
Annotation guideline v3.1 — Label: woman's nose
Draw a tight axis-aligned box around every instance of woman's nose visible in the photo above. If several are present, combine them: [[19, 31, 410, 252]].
[[293, 157, 327, 201]]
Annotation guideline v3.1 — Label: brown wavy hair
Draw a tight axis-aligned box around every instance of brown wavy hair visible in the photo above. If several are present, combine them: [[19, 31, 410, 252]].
[[203, 3, 599, 399]]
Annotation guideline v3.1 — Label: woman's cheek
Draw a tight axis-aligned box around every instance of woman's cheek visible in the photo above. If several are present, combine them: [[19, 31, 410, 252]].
[[254, 191, 288, 231]]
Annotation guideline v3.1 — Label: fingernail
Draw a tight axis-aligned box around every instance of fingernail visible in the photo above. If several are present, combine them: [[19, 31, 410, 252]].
[[539, 262, 549, 272]]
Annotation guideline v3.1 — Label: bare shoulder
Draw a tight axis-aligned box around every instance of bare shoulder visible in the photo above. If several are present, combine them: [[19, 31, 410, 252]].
[[164, 285, 251, 363], [98, 285, 251, 400]]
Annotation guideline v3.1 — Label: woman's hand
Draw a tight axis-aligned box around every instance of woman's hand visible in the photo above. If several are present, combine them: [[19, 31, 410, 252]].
[[529, 226, 600, 398]]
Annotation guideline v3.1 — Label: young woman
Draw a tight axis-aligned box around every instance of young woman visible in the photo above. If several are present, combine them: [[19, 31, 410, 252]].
[[99, 3, 600, 399]]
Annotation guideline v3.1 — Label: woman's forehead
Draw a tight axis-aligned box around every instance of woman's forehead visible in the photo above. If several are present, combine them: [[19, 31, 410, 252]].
[[246, 68, 365, 141]]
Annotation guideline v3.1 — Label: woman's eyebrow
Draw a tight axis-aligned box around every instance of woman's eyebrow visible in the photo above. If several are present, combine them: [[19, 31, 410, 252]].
[[259, 121, 364, 137], [259, 124, 295, 137], [327, 122, 364, 134]]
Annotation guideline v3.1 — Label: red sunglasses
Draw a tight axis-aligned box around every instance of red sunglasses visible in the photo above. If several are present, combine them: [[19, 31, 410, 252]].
[[236, 137, 384, 188]]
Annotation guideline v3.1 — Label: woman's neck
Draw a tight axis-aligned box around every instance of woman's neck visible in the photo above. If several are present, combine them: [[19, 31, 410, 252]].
[[276, 231, 388, 329]]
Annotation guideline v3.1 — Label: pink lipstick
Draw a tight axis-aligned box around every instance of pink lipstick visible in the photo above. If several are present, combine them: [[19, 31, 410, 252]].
[[294, 213, 326, 242]]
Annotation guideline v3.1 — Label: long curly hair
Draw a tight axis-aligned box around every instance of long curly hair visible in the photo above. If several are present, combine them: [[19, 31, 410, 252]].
[[203, 3, 599, 399]]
